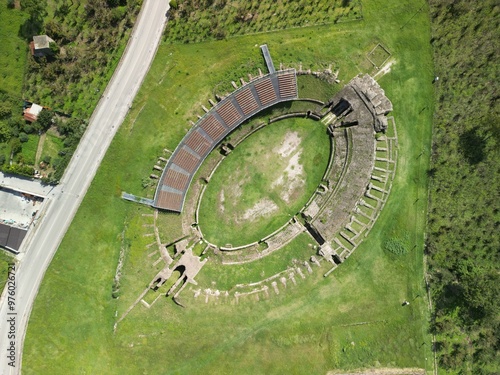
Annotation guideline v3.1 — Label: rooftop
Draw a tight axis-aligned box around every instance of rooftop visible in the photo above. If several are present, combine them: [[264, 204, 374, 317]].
[[33, 35, 55, 50], [23, 103, 43, 122]]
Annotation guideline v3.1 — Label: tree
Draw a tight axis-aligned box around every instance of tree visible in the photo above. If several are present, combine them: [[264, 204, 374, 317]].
[[10, 138, 22, 155], [20, 0, 48, 39], [18, 132, 29, 143], [44, 19, 64, 40], [458, 260, 500, 318], [35, 110, 53, 131], [0, 122, 11, 142], [7, 117, 24, 135], [49, 41, 60, 55], [0, 101, 12, 119], [23, 124, 34, 134]]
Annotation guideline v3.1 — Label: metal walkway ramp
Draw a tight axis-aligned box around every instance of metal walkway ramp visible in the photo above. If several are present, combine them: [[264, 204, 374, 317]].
[[260, 44, 276, 74]]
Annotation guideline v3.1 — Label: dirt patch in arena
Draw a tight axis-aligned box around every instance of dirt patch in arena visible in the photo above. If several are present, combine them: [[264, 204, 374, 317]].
[[274, 130, 301, 157], [218, 189, 225, 213], [272, 150, 305, 203], [241, 198, 279, 221], [272, 131, 305, 203]]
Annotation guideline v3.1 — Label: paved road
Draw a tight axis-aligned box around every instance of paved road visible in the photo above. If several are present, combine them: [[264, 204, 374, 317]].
[[0, 1, 170, 373]]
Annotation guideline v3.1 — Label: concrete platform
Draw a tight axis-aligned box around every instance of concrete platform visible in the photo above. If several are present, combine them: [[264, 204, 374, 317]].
[[0, 187, 43, 229]]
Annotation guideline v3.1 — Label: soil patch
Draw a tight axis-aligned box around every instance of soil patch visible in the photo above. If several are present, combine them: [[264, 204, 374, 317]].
[[241, 198, 279, 221]]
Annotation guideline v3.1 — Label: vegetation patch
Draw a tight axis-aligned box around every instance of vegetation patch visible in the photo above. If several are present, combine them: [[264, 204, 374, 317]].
[[427, 0, 500, 372], [0, 0, 139, 180], [0, 1, 30, 174], [0, 3, 28, 95], [297, 75, 340, 101], [383, 236, 409, 256], [22, 0, 141, 117], [19, 134, 39, 165], [37, 130, 64, 170], [165, 0, 362, 43], [0, 250, 15, 293]]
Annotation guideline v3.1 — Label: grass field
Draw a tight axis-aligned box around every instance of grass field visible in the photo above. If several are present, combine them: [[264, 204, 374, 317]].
[[0, 250, 15, 293], [0, 2, 28, 96], [199, 117, 329, 246], [297, 75, 341, 101], [37, 130, 64, 165], [23, 0, 435, 373], [20, 134, 39, 165], [197, 232, 317, 290]]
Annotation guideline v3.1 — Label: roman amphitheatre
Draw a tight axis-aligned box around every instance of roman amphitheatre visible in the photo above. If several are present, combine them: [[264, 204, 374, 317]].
[[117, 45, 397, 316], [24, 1, 435, 373]]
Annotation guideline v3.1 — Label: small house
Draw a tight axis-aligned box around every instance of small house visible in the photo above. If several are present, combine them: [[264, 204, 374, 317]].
[[30, 35, 55, 57], [23, 103, 43, 122]]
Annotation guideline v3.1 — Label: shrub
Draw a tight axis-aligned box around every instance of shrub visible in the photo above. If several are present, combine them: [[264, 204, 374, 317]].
[[49, 41, 60, 55], [1, 163, 35, 178], [110, 7, 127, 25], [19, 132, 29, 143], [383, 237, 408, 255], [42, 155, 51, 164], [23, 124, 34, 134]]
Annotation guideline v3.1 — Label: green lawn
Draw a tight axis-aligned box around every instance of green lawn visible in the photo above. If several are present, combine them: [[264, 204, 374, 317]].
[[197, 232, 317, 290], [20, 134, 39, 165], [199, 117, 329, 246], [0, 250, 15, 293], [39, 131, 64, 162], [23, 0, 435, 373], [297, 75, 341, 101]]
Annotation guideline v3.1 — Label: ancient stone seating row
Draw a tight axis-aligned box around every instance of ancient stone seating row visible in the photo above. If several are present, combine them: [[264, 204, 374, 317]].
[[162, 168, 190, 192], [156, 190, 183, 212], [171, 147, 200, 174], [199, 115, 227, 142], [254, 78, 278, 106], [184, 129, 213, 157], [216, 100, 242, 129], [277, 73, 297, 98], [235, 88, 260, 115]]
